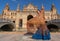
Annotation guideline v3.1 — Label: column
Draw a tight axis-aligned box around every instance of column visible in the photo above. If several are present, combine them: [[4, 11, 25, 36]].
[[15, 19, 19, 31], [15, 13, 20, 31], [22, 18, 27, 29]]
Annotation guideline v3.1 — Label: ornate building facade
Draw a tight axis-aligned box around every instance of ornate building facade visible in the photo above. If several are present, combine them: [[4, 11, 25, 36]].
[[1, 3, 60, 31]]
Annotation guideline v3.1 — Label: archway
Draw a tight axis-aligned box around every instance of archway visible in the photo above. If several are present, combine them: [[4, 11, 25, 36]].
[[0, 24, 14, 31], [47, 24, 59, 32], [27, 15, 33, 20], [19, 19, 23, 28]]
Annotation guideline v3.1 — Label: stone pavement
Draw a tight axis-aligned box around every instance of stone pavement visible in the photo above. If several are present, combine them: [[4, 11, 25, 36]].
[[0, 32, 60, 41]]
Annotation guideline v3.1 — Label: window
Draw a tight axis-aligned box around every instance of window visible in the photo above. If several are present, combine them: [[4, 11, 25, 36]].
[[4, 13, 6, 15], [13, 21, 15, 23], [11, 13, 12, 15], [15, 13, 16, 15]]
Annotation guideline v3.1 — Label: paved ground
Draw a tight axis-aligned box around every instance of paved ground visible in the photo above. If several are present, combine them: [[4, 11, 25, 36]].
[[0, 32, 60, 41]]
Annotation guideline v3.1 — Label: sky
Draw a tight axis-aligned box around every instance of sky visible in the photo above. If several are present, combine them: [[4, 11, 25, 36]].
[[0, 0, 60, 14]]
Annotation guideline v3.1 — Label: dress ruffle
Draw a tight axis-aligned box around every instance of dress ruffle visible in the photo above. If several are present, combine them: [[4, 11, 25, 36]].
[[32, 29, 51, 40]]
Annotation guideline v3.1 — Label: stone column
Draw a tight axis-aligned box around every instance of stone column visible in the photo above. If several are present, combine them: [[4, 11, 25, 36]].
[[15, 19, 19, 31], [22, 16, 27, 31], [15, 13, 20, 31], [22, 18, 27, 28]]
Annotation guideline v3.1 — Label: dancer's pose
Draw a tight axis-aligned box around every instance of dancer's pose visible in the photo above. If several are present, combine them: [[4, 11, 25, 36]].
[[27, 5, 51, 40]]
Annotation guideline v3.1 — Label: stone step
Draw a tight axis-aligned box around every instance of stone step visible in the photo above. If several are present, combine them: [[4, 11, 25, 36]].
[[13, 28, 27, 32]]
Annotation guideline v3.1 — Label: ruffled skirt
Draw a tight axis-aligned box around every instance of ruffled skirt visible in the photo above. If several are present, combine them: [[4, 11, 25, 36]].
[[32, 29, 51, 40]]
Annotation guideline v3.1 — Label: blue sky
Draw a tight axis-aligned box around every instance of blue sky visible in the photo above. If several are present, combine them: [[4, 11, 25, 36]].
[[0, 0, 60, 14]]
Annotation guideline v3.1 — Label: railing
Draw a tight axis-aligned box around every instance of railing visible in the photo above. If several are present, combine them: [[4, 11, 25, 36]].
[[46, 19, 60, 25], [0, 18, 12, 23]]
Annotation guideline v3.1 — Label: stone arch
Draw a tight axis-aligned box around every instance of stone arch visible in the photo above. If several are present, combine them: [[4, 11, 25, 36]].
[[27, 15, 33, 20], [47, 24, 59, 32], [0, 24, 14, 31]]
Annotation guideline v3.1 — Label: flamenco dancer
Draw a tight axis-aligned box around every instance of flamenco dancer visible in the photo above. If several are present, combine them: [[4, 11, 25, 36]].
[[32, 5, 51, 40], [27, 5, 51, 40]]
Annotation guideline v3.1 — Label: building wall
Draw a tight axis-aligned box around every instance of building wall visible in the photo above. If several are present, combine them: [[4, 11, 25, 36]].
[[1, 3, 60, 31]]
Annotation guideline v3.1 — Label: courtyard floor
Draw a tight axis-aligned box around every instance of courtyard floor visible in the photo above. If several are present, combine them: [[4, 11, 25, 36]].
[[0, 32, 60, 41]]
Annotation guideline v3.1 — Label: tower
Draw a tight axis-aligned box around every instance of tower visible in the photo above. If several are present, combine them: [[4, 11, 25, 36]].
[[16, 4, 20, 12], [51, 4, 57, 14], [51, 4, 57, 20], [41, 4, 44, 10], [4, 3, 10, 11], [2, 3, 10, 19]]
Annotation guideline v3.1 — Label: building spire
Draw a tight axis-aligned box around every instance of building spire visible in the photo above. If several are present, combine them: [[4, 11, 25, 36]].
[[41, 4, 44, 10], [52, 3, 55, 7], [51, 3, 57, 14], [4, 3, 9, 11], [17, 4, 20, 12], [51, 3, 56, 11]]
